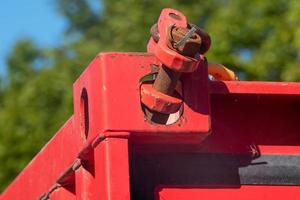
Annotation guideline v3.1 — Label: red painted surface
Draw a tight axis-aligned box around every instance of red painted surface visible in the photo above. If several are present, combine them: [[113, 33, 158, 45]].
[[1, 52, 299, 199], [156, 186, 300, 200], [140, 82, 183, 114], [210, 80, 300, 95], [72, 52, 211, 140], [50, 187, 75, 200], [0, 117, 82, 200]]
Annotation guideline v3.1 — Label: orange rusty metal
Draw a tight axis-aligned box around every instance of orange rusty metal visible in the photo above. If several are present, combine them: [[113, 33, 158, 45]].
[[142, 8, 210, 117], [140, 83, 182, 114], [147, 8, 200, 73]]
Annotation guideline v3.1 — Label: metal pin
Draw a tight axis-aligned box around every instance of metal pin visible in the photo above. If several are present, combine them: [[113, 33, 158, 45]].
[[174, 27, 197, 48]]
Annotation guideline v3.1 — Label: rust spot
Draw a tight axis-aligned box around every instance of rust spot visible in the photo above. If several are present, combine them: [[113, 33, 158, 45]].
[[168, 26, 202, 57]]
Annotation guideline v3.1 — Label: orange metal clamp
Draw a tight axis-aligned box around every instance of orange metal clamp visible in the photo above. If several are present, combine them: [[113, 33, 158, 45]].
[[141, 8, 211, 115]]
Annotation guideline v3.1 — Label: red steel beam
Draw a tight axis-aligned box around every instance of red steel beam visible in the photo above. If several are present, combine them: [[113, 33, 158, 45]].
[[0, 117, 81, 199], [210, 81, 300, 95], [156, 186, 300, 200]]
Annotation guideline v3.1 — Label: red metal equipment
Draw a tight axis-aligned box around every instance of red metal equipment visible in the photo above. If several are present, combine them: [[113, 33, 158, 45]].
[[1, 8, 300, 200]]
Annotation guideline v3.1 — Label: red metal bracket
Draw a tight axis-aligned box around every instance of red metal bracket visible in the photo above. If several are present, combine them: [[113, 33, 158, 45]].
[[72, 53, 211, 144]]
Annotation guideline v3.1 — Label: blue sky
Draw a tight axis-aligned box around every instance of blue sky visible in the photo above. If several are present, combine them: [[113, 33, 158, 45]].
[[0, 0, 66, 75]]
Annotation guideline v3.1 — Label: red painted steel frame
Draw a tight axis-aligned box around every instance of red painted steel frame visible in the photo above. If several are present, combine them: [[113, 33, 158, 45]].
[[1, 52, 300, 199], [156, 186, 300, 200]]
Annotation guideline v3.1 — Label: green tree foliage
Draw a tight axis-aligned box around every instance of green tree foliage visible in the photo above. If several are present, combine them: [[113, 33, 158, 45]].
[[1, 0, 300, 191]]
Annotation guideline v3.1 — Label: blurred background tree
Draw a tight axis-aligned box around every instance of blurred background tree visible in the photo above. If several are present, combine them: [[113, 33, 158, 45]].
[[1, 0, 300, 191]]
